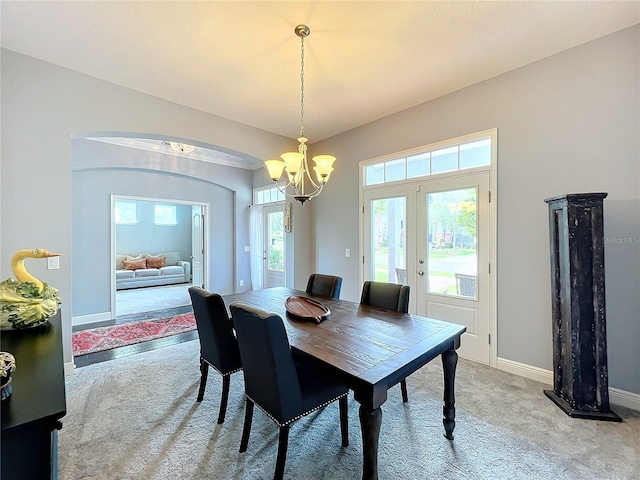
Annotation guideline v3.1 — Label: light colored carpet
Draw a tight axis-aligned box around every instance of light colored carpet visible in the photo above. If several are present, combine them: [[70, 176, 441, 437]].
[[60, 340, 640, 479], [116, 284, 192, 317]]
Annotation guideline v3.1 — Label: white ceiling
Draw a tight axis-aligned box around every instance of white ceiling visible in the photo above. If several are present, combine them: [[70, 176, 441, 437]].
[[2, 1, 638, 165]]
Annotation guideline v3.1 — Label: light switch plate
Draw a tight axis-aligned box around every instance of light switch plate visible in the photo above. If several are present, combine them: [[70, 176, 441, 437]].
[[47, 257, 60, 269]]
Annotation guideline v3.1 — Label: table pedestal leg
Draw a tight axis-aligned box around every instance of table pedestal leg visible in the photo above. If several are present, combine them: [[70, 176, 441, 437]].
[[441, 349, 458, 440], [359, 405, 382, 480]]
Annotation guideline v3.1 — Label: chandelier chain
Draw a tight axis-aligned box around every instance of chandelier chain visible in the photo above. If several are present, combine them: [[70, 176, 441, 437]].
[[299, 35, 305, 139]]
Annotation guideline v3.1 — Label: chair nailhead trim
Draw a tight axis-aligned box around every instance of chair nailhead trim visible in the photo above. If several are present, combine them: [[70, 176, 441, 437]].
[[245, 392, 348, 427], [202, 358, 242, 376]]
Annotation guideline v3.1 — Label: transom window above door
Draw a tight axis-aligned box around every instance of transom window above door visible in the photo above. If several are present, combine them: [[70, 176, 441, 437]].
[[363, 134, 491, 187], [254, 186, 285, 205]]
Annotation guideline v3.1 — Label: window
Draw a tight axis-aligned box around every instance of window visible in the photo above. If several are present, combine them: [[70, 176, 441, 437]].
[[363, 133, 492, 186], [115, 200, 137, 224], [154, 204, 177, 225], [254, 186, 285, 205]]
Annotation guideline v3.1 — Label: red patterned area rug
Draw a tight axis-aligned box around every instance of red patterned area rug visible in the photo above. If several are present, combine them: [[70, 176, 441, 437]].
[[72, 313, 196, 356]]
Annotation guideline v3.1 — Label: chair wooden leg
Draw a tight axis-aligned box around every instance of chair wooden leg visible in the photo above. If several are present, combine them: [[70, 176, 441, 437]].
[[339, 395, 349, 447], [274, 425, 290, 480], [196, 358, 209, 402], [400, 378, 409, 403], [239, 398, 254, 453], [217, 375, 231, 424]]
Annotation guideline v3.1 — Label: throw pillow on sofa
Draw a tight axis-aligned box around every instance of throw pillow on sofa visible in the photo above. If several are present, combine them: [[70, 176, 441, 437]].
[[122, 258, 147, 270], [150, 252, 180, 267], [146, 256, 167, 268]]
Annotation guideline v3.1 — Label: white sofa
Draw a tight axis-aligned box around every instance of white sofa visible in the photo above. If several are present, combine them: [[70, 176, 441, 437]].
[[115, 252, 190, 290]]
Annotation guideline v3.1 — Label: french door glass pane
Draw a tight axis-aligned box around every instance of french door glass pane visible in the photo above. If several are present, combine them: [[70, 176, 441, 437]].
[[371, 197, 406, 282], [268, 211, 284, 271], [427, 187, 477, 298]]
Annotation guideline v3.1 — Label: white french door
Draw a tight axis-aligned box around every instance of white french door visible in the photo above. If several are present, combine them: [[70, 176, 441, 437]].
[[262, 204, 286, 288], [416, 173, 491, 364], [363, 172, 492, 364], [363, 185, 417, 312]]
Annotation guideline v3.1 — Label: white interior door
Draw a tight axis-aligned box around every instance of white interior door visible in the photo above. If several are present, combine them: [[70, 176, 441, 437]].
[[416, 173, 491, 364], [191, 205, 204, 288], [263, 204, 286, 288]]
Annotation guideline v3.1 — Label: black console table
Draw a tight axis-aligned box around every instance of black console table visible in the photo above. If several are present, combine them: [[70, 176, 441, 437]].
[[1, 310, 67, 479], [544, 193, 620, 421]]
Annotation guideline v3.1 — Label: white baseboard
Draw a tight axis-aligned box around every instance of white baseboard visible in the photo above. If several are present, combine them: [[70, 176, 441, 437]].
[[497, 357, 553, 385], [609, 387, 640, 412], [496, 357, 639, 412], [64, 361, 76, 376], [72, 311, 112, 326]]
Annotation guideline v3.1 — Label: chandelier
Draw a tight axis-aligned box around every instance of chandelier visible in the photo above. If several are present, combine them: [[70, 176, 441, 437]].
[[264, 25, 336, 205]]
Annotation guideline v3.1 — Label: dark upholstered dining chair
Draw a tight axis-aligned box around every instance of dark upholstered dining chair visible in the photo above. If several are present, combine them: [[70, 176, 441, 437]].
[[360, 281, 411, 402], [188, 286, 243, 424], [305, 273, 343, 299], [229, 302, 349, 480], [360, 281, 410, 314]]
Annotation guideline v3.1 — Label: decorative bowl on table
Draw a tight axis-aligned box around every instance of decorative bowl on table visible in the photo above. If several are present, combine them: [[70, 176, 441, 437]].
[[285, 296, 331, 324], [0, 351, 16, 401]]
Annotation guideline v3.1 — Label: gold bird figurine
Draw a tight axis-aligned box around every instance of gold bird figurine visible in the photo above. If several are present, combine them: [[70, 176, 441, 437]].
[[0, 249, 62, 330]]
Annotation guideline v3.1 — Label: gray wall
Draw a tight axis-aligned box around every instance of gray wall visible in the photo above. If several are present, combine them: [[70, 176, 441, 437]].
[[115, 201, 192, 258], [1, 49, 295, 365], [310, 26, 640, 394]]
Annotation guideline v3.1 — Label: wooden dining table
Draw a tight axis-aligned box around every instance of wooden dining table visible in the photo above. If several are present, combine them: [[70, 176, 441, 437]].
[[223, 287, 466, 480]]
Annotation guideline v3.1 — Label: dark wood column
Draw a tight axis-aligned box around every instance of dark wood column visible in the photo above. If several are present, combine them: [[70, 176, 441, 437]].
[[544, 193, 620, 421]]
